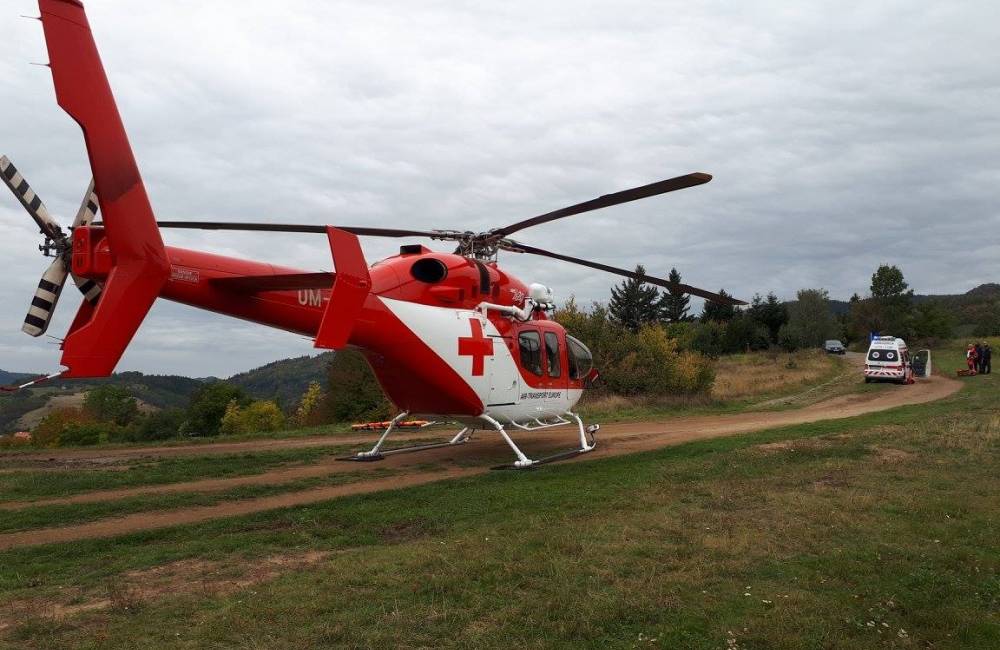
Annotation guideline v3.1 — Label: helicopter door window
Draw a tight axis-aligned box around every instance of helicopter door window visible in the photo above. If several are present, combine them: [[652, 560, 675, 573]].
[[567, 335, 593, 380], [518, 331, 543, 376], [544, 332, 561, 378]]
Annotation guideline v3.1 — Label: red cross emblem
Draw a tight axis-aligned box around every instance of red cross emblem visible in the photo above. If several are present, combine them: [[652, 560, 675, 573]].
[[457, 318, 494, 376]]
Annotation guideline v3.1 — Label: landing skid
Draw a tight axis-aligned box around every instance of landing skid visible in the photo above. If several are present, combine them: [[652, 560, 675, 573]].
[[336, 410, 600, 470], [491, 443, 597, 470], [337, 437, 472, 462], [482, 411, 598, 470], [337, 412, 474, 463]]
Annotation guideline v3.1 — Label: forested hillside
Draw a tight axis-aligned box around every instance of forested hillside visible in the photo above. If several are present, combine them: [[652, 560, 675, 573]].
[[228, 352, 334, 409]]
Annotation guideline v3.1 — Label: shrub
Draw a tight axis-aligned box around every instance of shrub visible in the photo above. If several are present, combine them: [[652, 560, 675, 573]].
[[184, 382, 249, 436], [83, 385, 139, 426], [31, 408, 92, 448], [555, 305, 715, 397], [293, 381, 325, 427], [220, 400, 286, 435], [59, 422, 103, 446]]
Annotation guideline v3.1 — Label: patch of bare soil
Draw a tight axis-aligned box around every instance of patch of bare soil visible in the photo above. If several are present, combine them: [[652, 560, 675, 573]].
[[756, 441, 795, 454], [870, 446, 916, 463], [813, 473, 849, 489], [0, 550, 332, 631], [0, 374, 961, 550]]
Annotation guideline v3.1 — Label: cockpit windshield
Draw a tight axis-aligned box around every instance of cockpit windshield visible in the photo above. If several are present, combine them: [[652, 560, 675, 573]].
[[566, 335, 593, 380]]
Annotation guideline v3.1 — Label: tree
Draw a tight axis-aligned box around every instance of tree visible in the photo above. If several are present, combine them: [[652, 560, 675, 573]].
[[700, 289, 736, 323], [31, 408, 92, 447], [780, 288, 839, 350], [126, 408, 186, 442], [658, 268, 691, 323], [323, 351, 393, 423], [293, 381, 325, 427], [609, 265, 661, 332], [220, 399, 285, 435], [183, 382, 249, 436], [747, 292, 788, 343], [871, 264, 914, 304], [83, 385, 139, 426], [868, 264, 915, 338], [912, 300, 955, 340]]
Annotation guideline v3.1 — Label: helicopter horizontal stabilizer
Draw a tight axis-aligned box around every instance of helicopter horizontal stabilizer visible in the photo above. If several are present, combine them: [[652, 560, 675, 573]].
[[209, 272, 335, 293], [314, 228, 370, 350]]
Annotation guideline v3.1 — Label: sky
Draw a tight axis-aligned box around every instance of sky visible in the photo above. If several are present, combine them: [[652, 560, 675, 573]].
[[0, 0, 997, 376]]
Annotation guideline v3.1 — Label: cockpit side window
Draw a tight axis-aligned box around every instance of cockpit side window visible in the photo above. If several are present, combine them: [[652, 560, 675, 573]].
[[519, 331, 543, 376], [567, 335, 593, 380], [544, 332, 561, 378]]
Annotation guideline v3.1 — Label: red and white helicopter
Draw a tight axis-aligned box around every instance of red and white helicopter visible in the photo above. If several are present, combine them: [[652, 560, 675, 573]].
[[3, 0, 743, 468]]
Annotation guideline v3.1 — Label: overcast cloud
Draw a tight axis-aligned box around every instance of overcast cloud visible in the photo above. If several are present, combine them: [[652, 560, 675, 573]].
[[1, 0, 997, 376]]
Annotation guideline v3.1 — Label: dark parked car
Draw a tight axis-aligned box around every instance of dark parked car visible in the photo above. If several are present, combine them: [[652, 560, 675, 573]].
[[824, 339, 846, 354]]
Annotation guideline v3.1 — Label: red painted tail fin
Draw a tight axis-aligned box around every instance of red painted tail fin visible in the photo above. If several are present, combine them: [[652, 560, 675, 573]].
[[39, 0, 169, 377]]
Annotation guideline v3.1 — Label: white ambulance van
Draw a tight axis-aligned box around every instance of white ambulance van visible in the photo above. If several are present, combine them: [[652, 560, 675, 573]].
[[864, 336, 913, 384]]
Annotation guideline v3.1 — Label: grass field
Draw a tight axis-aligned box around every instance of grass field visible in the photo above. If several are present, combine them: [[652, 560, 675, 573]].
[[0, 342, 996, 648], [578, 349, 847, 422]]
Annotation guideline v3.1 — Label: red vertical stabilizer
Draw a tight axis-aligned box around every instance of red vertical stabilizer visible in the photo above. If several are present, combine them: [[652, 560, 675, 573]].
[[39, 0, 169, 377]]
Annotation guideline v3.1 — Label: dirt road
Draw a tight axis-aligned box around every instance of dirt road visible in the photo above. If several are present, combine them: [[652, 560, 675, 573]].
[[0, 370, 960, 550]]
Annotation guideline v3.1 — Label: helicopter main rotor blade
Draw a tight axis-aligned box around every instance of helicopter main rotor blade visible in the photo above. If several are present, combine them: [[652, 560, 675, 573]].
[[489, 172, 712, 239], [150, 221, 454, 240], [503, 240, 746, 306]]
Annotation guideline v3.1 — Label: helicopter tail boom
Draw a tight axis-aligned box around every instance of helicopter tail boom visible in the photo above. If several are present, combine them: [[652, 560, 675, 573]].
[[40, 0, 169, 377]]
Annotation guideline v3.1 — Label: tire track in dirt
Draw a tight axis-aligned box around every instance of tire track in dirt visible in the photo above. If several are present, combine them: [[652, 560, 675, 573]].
[[0, 469, 476, 551], [0, 373, 960, 550], [2, 431, 443, 463]]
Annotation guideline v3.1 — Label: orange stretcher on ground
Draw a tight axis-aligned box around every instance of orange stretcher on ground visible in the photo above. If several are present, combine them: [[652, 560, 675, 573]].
[[351, 420, 431, 431]]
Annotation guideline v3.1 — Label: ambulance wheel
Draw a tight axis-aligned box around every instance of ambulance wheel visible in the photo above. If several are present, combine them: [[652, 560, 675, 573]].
[[864, 377, 872, 384]]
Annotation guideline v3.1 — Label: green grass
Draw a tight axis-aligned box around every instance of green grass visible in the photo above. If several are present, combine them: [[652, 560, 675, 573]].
[[1, 340, 995, 648], [0, 469, 395, 534], [0, 447, 355, 503]]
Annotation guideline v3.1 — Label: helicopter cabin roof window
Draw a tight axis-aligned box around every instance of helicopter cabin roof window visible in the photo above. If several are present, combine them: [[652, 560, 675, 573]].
[[544, 332, 561, 378], [410, 258, 448, 283], [518, 331, 543, 376], [567, 335, 593, 380]]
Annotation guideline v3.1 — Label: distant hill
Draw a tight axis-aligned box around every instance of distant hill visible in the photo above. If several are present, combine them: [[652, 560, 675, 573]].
[[0, 371, 207, 434], [789, 283, 999, 323], [229, 352, 333, 409], [0, 370, 35, 386], [0, 352, 334, 433]]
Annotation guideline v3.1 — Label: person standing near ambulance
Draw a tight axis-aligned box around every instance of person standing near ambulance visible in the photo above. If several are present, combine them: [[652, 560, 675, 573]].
[[983, 344, 992, 375]]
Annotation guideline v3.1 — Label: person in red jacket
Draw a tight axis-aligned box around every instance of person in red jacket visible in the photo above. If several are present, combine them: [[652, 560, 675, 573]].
[[966, 344, 978, 374]]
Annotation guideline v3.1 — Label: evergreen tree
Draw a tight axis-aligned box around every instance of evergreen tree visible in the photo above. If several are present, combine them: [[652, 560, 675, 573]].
[[658, 268, 692, 323], [747, 292, 788, 343], [701, 289, 736, 323], [608, 265, 661, 332]]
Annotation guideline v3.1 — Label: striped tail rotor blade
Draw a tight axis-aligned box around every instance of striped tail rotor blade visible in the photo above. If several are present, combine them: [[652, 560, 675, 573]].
[[72, 179, 98, 228], [70, 180, 103, 305], [72, 274, 102, 306], [0, 155, 62, 239], [23, 257, 69, 337]]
